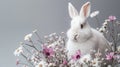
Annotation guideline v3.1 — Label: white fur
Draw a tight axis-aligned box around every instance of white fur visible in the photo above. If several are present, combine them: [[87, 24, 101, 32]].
[[66, 2, 111, 59]]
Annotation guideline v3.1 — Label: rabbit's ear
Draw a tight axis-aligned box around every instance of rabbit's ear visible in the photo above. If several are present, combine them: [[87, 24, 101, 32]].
[[79, 2, 91, 19], [68, 2, 78, 18]]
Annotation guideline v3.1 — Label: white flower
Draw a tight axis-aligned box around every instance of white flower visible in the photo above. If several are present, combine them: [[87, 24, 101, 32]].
[[48, 63, 56, 67], [23, 65, 28, 67], [31, 55, 38, 65], [117, 46, 120, 52], [24, 33, 32, 41], [79, 54, 92, 64], [107, 65, 112, 67], [35, 60, 47, 67], [90, 11, 99, 18], [99, 27, 106, 32], [91, 58, 101, 67], [116, 21, 120, 25], [44, 35, 48, 39], [96, 27, 99, 30], [14, 46, 23, 56], [103, 21, 108, 26], [118, 33, 120, 37], [33, 29, 37, 33]]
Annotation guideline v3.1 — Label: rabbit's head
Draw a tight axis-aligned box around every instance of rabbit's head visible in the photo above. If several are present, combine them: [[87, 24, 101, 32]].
[[67, 2, 93, 42]]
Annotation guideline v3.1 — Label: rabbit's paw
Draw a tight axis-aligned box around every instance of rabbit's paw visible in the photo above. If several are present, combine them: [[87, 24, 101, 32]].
[[72, 33, 80, 41]]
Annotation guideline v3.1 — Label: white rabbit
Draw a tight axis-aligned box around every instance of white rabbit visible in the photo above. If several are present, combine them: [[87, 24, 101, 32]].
[[66, 2, 111, 59]]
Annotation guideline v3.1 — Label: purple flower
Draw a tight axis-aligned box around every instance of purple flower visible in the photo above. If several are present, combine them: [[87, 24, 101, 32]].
[[43, 45, 54, 58], [113, 55, 120, 60], [71, 50, 81, 61], [108, 15, 116, 21], [106, 52, 114, 60], [63, 60, 68, 65]]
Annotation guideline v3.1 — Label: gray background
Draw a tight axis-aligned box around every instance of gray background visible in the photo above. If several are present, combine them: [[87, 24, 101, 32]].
[[0, 0, 120, 67]]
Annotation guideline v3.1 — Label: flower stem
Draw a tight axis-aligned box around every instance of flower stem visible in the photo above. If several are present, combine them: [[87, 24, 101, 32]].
[[23, 45, 32, 54], [95, 16, 100, 27], [21, 53, 34, 66], [34, 31, 43, 44], [19, 63, 32, 67]]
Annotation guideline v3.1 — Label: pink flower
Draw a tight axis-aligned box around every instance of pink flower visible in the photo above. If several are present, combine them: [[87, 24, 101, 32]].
[[106, 52, 114, 60], [43, 45, 54, 58], [63, 60, 68, 65], [108, 16, 116, 21], [71, 50, 81, 61], [16, 59, 19, 65]]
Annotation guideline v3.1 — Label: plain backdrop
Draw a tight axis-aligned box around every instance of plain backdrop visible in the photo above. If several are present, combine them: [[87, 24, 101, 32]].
[[0, 0, 120, 67]]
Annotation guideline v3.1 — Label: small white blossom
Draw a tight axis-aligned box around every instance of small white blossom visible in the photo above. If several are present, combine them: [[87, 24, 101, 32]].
[[14, 46, 23, 56], [96, 27, 99, 30], [49, 33, 54, 37], [91, 58, 101, 67], [33, 29, 37, 33], [35, 60, 47, 67], [90, 11, 99, 18], [52, 32, 56, 35], [90, 49, 96, 53], [105, 19, 110, 22], [103, 21, 108, 26], [116, 22, 120, 25], [107, 65, 112, 67], [99, 27, 106, 33], [79, 54, 92, 64], [105, 49, 109, 52], [20, 42, 24, 45], [48, 63, 56, 67], [117, 46, 120, 52], [23, 65, 28, 67], [44, 35, 48, 39], [31, 55, 38, 65], [48, 43, 56, 48], [118, 33, 120, 37], [24, 33, 32, 41]]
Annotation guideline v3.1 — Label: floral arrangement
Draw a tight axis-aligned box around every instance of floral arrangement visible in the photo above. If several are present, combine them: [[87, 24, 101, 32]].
[[14, 7, 120, 67]]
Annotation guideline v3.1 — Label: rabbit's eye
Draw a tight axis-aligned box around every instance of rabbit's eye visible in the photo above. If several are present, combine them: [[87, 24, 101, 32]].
[[80, 24, 84, 29]]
